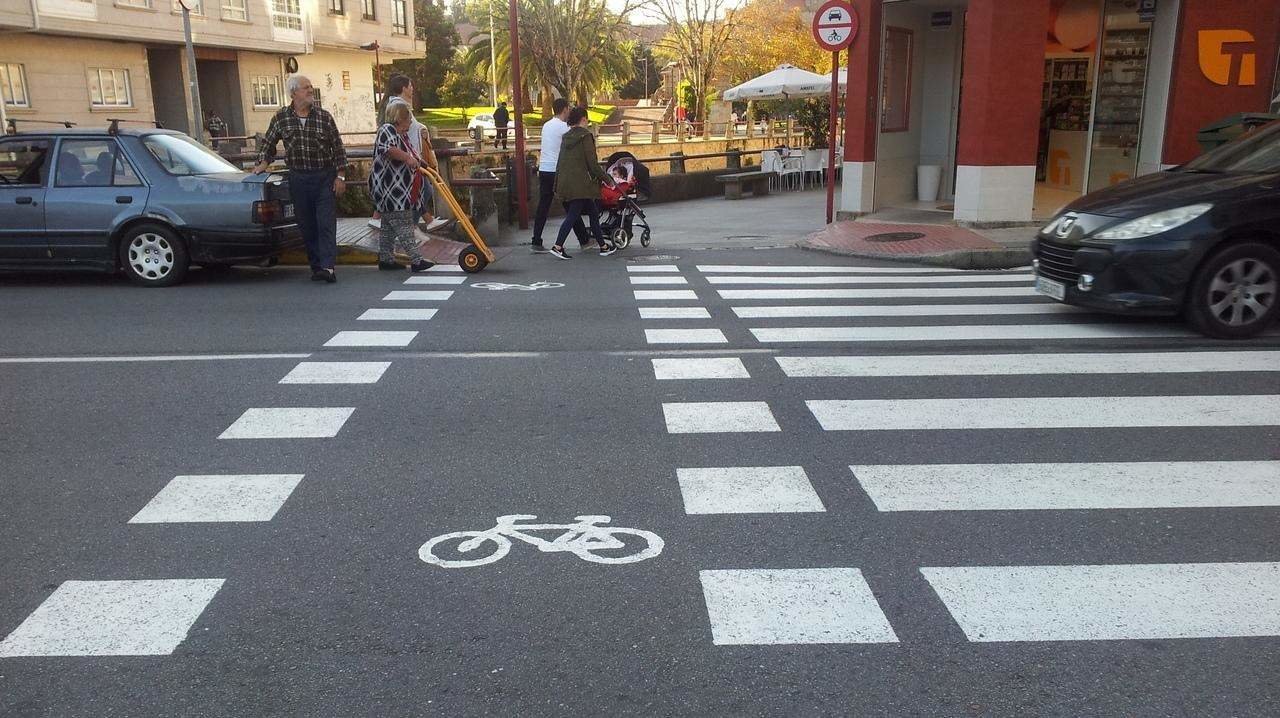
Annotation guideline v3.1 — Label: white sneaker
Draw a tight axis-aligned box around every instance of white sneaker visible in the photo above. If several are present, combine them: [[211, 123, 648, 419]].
[[366, 218, 382, 231], [425, 218, 453, 232]]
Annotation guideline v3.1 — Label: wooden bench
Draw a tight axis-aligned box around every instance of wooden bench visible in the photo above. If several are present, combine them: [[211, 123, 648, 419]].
[[715, 171, 775, 200]]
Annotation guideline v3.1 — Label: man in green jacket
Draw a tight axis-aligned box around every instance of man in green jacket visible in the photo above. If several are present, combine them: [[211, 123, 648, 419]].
[[549, 106, 617, 259]]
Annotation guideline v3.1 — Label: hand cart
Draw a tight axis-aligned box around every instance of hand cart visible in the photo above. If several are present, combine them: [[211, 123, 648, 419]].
[[419, 166, 496, 273]]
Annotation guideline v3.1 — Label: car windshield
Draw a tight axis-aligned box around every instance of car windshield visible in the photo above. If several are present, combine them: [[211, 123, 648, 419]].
[[142, 133, 239, 176], [1180, 121, 1280, 174]]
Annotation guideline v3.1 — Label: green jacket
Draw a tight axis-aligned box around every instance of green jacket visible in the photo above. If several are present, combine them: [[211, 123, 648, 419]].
[[554, 126, 609, 201]]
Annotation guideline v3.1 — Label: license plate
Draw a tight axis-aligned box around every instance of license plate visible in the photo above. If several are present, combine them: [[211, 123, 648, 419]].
[[283, 203, 295, 219], [1035, 276, 1066, 301]]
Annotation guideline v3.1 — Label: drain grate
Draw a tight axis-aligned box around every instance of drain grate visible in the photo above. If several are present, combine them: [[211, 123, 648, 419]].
[[864, 231, 927, 243]]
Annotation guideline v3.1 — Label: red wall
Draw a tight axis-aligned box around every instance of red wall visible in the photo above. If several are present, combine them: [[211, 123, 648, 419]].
[[842, 0, 882, 163], [1162, 0, 1280, 165], [955, 0, 1052, 166]]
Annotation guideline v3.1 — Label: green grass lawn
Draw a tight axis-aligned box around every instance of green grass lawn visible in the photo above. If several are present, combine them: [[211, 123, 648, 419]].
[[419, 105, 614, 129]]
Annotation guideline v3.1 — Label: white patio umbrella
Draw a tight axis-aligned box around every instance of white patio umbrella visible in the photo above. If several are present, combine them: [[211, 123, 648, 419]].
[[822, 67, 849, 95], [722, 64, 833, 101]]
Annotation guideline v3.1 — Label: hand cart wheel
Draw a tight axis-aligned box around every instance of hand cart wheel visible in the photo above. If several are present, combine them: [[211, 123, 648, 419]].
[[459, 246, 488, 273]]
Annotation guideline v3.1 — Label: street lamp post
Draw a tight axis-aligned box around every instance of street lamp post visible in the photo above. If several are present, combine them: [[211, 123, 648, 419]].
[[361, 41, 382, 127], [178, 0, 204, 144], [642, 57, 649, 101]]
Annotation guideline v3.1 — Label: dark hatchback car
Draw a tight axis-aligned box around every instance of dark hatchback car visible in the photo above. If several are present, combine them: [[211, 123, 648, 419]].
[[1032, 121, 1280, 338], [0, 126, 301, 287]]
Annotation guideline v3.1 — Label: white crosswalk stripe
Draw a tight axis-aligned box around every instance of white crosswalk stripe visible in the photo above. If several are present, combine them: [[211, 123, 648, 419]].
[[698, 264, 1030, 274], [635, 290, 699, 300], [733, 303, 1084, 318], [720, 287, 1037, 299], [639, 307, 712, 319], [645, 328, 728, 344], [706, 274, 1032, 285], [404, 275, 467, 285], [753, 323, 1188, 343], [630, 276, 689, 285], [776, 350, 1280, 376], [627, 264, 680, 272]]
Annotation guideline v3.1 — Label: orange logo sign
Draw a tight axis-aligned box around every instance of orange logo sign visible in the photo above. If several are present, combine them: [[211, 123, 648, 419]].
[[1198, 30, 1257, 86]]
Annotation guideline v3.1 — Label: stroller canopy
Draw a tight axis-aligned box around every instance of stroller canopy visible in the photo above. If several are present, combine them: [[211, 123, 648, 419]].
[[604, 151, 650, 200]]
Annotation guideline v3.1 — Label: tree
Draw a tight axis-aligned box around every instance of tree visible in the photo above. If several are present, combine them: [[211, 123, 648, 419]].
[[439, 60, 487, 107], [461, 0, 640, 113], [721, 0, 831, 85], [617, 41, 661, 100], [390, 0, 462, 108], [644, 0, 739, 121]]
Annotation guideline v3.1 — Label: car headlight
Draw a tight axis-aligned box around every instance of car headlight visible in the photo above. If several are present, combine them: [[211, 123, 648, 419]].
[[1040, 216, 1061, 235], [1092, 203, 1212, 240]]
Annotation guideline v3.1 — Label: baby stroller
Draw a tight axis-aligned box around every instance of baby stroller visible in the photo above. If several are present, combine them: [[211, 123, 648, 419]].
[[598, 151, 651, 249]]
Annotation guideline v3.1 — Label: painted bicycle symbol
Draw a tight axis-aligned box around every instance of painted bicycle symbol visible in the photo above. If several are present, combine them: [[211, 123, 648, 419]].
[[469, 281, 565, 291], [418, 514, 664, 568]]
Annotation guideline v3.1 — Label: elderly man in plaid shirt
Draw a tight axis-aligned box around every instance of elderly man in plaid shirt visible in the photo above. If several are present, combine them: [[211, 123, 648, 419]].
[[253, 74, 348, 283]]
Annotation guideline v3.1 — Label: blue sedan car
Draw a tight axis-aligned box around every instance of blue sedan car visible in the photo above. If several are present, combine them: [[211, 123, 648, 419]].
[[0, 126, 302, 287]]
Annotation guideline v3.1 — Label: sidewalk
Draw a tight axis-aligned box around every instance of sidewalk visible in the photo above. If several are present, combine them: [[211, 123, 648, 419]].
[[801, 216, 1034, 269]]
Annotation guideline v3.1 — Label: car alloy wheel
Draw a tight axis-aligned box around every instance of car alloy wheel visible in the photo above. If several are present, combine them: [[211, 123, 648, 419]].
[[128, 233, 176, 281], [119, 222, 189, 287], [1206, 258, 1276, 328]]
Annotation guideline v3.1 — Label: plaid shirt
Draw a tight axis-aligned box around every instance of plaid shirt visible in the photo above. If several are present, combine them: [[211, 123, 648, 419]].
[[257, 104, 347, 172]]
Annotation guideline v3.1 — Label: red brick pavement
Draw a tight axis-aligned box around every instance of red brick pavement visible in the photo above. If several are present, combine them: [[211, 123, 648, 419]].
[[802, 221, 1002, 257]]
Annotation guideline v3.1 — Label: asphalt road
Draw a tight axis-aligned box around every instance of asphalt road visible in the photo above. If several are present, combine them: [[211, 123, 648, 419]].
[[2, 248, 1279, 717]]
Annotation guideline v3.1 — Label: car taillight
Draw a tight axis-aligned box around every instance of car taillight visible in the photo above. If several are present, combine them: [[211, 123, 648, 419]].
[[253, 200, 282, 224]]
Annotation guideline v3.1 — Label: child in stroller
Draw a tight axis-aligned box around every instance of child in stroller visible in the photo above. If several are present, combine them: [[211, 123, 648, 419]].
[[598, 151, 651, 249]]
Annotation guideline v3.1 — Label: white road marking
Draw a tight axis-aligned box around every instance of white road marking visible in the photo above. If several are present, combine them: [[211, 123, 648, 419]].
[[752, 324, 1187, 343], [419, 515, 662, 568], [922, 562, 1280, 642], [280, 361, 391, 384], [733, 303, 1082, 318], [383, 290, 455, 301], [639, 307, 712, 319], [0, 579, 225, 656], [677, 466, 825, 514], [663, 402, 781, 433], [707, 275, 1031, 285], [776, 350, 1280, 377], [324, 331, 418, 347], [422, 264, 465, 272], [404, 275, 468, 285], [629, 276, 689, 285], [218, 407, 355, 439], [699, 568, 898, 645], [807, 395, 1280, 431], [852, 462, 1280, 511], [627, 264, 680, 272], [652, 357, 750, 380], [0, 353, 310, 364], [645, 328, 728, 344], [635, 290, 699, 300], [358, 308, 438, 321], [720, 287, 1037, 300], [698, 264, 1028, 274], [129, 474, 305, 523]]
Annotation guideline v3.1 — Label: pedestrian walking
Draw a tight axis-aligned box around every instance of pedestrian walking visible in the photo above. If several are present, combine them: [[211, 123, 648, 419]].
[[493, 101, 510, 150], [206, 111, 228, 139], [253, 74, 347, 283], [548, 106, 617, 260], [530, 97, 589, 253], [369, 102, 434, 274], [380, 73, 451, 234]]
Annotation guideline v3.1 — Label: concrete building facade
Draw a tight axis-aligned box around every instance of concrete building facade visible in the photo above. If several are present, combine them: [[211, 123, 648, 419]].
[[0, 0, 417, 139]]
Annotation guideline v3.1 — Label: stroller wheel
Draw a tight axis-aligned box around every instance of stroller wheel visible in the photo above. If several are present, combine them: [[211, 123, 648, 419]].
[[611, 227, 630, 249], [640, 228, 651, 247]]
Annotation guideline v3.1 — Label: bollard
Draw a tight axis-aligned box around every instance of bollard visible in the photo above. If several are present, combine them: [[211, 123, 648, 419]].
[[726, 149, 741, 170], [651, 121, 660, 144], [668, 151, 686, 174], [621, 121, 630, 144]]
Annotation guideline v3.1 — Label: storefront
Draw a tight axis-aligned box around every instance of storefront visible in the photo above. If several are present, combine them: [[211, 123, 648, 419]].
[[840, 0, 1280, 223]]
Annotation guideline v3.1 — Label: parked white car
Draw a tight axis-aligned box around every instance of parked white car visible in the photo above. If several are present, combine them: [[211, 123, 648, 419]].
[[467, 113, 497, 139]]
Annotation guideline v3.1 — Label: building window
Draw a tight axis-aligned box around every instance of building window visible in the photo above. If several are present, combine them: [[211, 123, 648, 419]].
[[173, 0, 203, 14], [1, 63, 30, 108], [221, 0, 247, 20], [88, 68, 133, 108], [116, 0, 152, 8], [361, 0, 374, 20], [880, 26, 913, 133], [252, 75, 281, 107], [328, 0, 342, 14], [271, 0, 302, 30], [392, 0, 406, 33]]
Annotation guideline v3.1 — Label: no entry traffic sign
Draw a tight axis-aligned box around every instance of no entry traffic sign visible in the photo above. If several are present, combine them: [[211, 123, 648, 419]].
[[812, 0, 858, 52]]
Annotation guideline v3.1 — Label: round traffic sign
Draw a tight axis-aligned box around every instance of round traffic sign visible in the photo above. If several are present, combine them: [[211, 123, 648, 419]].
[[812, 0, 859, 52]]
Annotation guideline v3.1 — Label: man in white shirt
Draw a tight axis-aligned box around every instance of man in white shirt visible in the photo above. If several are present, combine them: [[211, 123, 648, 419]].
[[530, 98, 588, 252], [372, 74, 451, 235]]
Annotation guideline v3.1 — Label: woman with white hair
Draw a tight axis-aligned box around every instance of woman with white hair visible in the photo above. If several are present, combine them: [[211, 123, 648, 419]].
[[368, 101, 434, 273]]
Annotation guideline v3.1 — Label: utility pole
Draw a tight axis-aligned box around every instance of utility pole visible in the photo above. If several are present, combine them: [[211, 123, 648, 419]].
[[178, 0, 205, 143], [642, 57, 649, 101], [508, 0, 528, 228], [489, 9, 498, 103]]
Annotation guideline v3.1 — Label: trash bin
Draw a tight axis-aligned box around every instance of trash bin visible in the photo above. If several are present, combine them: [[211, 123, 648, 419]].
[[1196, 113, 1279, 153], [917, 164, 942, 202]]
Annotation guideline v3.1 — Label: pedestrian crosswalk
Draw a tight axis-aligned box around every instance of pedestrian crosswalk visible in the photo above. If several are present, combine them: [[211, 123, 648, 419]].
[[631, 258, 1280, 648]]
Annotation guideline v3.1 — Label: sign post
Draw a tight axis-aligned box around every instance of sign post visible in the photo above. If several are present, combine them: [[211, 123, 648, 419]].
[[812, 0, 858, 224]]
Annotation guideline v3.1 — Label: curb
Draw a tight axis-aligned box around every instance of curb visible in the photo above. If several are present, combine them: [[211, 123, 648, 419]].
[[798, 240, 1031, 270]]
